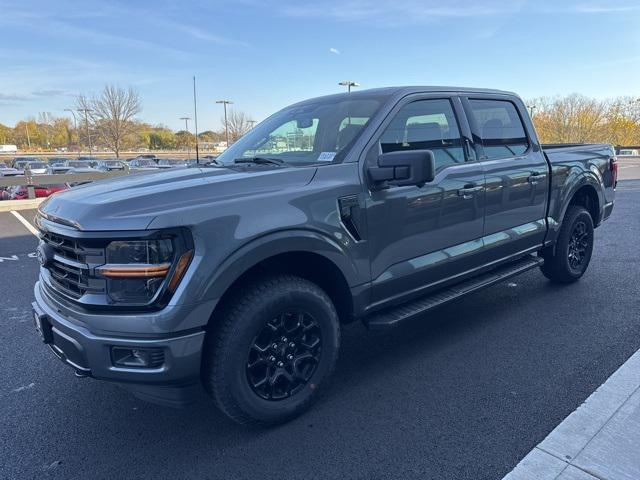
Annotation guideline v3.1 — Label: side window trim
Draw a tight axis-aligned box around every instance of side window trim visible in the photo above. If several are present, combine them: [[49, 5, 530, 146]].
[[461, 95, 532, 161]]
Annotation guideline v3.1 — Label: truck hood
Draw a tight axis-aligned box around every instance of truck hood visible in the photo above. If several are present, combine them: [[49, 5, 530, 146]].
[[39, 166, 317, 231]]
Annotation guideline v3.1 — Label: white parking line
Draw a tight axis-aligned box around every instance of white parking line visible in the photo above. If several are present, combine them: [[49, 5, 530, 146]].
[[10, 211, 39, 237]]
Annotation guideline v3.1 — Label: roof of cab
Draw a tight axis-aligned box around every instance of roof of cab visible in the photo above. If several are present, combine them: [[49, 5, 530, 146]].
[[292, 86, 519, 106]]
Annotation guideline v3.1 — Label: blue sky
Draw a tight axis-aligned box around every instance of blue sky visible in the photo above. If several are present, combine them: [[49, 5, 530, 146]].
[[0, 0, 638, 131]]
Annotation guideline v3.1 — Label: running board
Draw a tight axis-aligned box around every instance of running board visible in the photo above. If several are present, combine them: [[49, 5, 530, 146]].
[[364, 255, 544, 330]]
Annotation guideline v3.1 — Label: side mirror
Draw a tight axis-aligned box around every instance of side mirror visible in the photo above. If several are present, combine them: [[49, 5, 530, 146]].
[[368, 150, 436, 188]]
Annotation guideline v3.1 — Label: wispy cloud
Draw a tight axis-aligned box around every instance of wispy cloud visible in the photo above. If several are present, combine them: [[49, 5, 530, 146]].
[[574, 3, 640, 13], [329, 47, 340, 55], [280, 0, 527, 24]]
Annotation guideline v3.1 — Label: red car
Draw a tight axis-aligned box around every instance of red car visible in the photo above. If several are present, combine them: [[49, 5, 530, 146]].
[[3, 184, 69, 200]]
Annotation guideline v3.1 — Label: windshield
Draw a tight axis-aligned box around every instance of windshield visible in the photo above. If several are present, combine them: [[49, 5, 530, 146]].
[[215, 94, 388, 166], [28, 162, 46, 169], [69, 161, 90, 168]]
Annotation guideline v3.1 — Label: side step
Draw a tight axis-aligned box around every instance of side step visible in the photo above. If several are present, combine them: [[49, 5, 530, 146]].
[[364, 255, 543, 330]]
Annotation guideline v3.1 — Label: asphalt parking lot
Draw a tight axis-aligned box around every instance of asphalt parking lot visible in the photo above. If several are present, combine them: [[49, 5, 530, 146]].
[[618, 156, 640, 181], [1, 181, 639, 480]]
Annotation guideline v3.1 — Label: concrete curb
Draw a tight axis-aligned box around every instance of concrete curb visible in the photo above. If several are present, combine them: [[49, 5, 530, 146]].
[[0, 198, 44, 212], [504, 348, 640, 479]]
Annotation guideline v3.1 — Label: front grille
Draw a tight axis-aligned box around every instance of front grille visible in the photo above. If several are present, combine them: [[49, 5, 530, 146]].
[[40, 231, 104, 299], [41, 232, 86, 263]]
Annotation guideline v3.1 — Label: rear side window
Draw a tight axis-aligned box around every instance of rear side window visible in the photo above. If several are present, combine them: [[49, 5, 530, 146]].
[[468, 99, 529, 160], [378, 99, 465, 170]]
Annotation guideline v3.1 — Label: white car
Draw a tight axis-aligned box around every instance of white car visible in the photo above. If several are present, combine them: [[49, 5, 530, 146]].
[[0, 163, 20, 176], [13, 159, 47, 175]]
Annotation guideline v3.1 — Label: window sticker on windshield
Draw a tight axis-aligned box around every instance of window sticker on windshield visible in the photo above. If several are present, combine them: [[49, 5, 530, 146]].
[[317, 152, 336, 162]]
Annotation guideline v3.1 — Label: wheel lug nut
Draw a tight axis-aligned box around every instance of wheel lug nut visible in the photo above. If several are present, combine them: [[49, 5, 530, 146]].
[[282, 337, 287, 342], [287, 354, 293, 360], [277, 361, 284, 367], [289, 342, 295, 348], [272, 343, 278, 349], [269, 356, 276, 362]]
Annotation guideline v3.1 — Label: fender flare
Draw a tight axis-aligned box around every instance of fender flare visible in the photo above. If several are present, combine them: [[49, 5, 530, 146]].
[[556, 170, 604, 226], [198, 229, 361, 306]]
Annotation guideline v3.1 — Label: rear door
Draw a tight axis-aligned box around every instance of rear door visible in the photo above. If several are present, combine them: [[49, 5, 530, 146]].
[[363, 95, 486, 308], [462, 96, 549, 260]]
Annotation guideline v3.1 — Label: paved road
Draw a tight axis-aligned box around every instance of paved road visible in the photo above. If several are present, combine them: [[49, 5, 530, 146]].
[[1, 183, 640, 480]]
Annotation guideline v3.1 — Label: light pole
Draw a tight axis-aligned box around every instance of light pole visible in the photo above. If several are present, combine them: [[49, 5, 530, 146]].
[[24, 124, 32, 150], [180, 116, 192, 159], [527, 105, 536, 118], [216, 100, 233, 146], [77, 108, 93, 155], [339, 80, 360, 93], [64, 108, 78, 150]]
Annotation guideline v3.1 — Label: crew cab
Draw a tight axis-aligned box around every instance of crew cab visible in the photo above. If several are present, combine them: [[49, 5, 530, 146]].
[[32, 87, 616, 425]]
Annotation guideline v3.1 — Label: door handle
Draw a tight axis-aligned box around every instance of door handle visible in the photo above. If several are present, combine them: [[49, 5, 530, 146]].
[[457, 185, 483, 199], [528, 172, 546, 185]]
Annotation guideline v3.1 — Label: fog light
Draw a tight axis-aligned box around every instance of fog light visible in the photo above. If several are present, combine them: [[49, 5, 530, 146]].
[[111, 347, 164, 368]]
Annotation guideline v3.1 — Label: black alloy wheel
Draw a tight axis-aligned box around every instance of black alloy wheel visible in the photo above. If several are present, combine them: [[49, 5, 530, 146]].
[[246, 311, 322, 401]]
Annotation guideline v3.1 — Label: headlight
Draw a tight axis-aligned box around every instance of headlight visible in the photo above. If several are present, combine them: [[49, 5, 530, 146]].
[[96, 238, 192, 305]]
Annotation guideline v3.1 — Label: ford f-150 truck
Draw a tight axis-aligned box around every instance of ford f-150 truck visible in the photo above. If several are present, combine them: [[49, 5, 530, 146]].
[[32, 87, 617, 425]]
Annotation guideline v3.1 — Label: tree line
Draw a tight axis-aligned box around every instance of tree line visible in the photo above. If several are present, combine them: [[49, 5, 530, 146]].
[[0, 85, 255, 158], [528, 94, 640, 145], [1, 87, 639, 157]]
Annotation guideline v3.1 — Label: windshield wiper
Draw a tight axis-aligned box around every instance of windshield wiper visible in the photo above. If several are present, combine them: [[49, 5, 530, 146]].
[[199, 158, 224, 167], [233, 156, 286, 166]]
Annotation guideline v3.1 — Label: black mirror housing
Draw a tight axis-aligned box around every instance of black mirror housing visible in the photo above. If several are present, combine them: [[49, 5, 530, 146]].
[[369, 150, 436, 187]]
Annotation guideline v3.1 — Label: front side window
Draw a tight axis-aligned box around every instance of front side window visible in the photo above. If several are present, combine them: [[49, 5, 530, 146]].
[[468, 99, 529, 160], [376, 99, 465, 170]]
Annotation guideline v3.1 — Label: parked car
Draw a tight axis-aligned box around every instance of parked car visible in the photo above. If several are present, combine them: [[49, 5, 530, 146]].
[[12, 159, 47, 174], [156, 159, 188, 169], [46, 160, 97, 175], [617, 149, 639, 156], [6, 183, 69, 200], [128, 158, 160, 170], [65, 160, 99, 173], [0, 162, 20, 176], [95, 159, 127, 171], [32, 87, 616, 425], [48, 157, 68, 166]]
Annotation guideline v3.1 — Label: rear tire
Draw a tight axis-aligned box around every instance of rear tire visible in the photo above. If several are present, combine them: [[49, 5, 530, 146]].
[[201, 274, 340, 426], [540, 206, 594, 283]]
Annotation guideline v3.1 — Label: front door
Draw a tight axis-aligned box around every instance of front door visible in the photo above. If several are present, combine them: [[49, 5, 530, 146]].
[[364, 96, 486, 309], [462, 96, 549, 261]]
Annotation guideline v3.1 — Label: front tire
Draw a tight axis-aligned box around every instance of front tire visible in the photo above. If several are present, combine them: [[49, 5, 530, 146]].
[[202, 274, 340, 426], [541, 205, 594, 283]]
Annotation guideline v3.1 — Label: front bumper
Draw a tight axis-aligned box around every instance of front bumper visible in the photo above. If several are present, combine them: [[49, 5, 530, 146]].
[[33, 281, 207, 406]]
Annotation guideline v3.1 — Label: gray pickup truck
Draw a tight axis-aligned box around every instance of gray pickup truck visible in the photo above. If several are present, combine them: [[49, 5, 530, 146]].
[[32, 87, 617, 425]]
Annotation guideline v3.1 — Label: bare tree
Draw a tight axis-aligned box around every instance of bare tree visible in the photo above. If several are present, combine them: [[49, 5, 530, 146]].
[[221, 109, 253, 143], [76, 85, 142, 158]]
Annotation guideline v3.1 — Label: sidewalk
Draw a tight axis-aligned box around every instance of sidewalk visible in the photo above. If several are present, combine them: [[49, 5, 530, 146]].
[[504, 349, 640, 480]]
